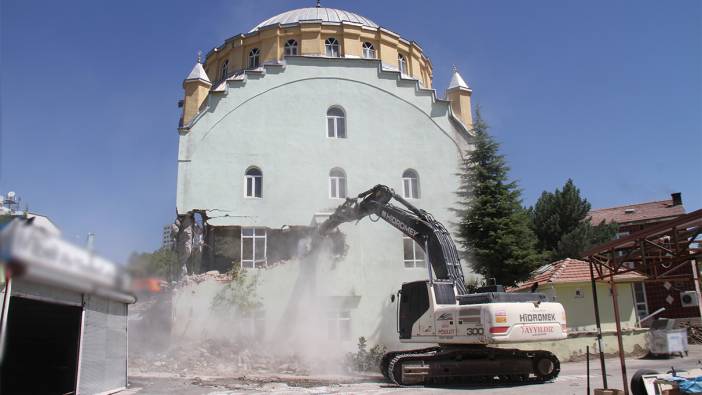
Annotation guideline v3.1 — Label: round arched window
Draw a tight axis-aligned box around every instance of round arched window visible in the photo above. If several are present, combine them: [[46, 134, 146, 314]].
[[284, 39, 298, 56], [326, 107, 346, 138], [329, 168, 347, 198], [325, 38, 340, 57], [248, 48, 261, 69], [245, 167, 263, 198], [402, 169, 419, 199], [362, 42, 376, 59]]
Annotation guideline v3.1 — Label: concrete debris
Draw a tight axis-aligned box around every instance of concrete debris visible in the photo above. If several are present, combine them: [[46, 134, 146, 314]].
[[129, 339, 312, 377]]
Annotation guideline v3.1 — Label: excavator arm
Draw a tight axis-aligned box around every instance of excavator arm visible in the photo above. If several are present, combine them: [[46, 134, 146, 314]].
[[314, 184, 466, 294]]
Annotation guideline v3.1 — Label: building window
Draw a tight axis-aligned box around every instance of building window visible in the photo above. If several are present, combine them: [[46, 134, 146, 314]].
[[248, 48, 261, 69], [362, 42, 376, 59], [241, 227, 266, 268], [284, 39, 298, 56], [403, 236, 426, 268], [326, 107, 346, 138], [220, 60, 229, 81], [402, 169, 420, 199], [244, 167, 262, 198], [325, 37, 340, 57], [632, 282, 648, 320], [329, 168, 347, 199], [398, 53, 407, 74], [327, 310, 351, 340]]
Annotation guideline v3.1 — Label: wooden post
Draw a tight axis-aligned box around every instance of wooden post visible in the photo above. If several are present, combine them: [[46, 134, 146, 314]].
[[589, 260, 608, 389], [609, 251, 629, 395]]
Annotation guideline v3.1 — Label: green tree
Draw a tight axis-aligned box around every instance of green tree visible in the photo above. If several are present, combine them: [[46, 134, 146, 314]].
[[530, 179, 617, 260], [455, 110, 543, 286], [126, 248, 178, 280]]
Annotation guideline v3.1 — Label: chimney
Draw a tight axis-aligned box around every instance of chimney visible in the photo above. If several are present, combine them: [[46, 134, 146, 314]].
[[671, 192, 682, 206], [446, 66, 473, 127]]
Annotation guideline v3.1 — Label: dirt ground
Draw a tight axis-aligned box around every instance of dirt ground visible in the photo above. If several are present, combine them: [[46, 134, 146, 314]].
[[120, 345, 702, 394]]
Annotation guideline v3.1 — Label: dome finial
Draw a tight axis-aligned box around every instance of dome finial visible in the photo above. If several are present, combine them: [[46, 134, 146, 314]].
[[316, 0, 321, 8], [197, 50, 202, 64], [452, 64, 458, 73]]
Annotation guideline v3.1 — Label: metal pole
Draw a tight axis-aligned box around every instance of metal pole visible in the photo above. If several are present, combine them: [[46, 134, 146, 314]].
[[589, 260, 608, 389], [609, 260, 629, 395], [586, 345, 591, 395], [691, 260, 702, 320]]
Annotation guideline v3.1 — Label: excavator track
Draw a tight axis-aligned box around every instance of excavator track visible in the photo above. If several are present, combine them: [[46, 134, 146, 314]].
[[383, 347, 560, 386]]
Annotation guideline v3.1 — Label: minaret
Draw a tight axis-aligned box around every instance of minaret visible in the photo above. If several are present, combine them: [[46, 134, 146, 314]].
[[181, 53, 212, 127], [446, 66, 473, 127]]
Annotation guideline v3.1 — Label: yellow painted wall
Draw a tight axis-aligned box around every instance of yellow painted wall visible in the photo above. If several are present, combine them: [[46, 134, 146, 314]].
[[548, 282, 639, 332], [201, 24, 432, 88]]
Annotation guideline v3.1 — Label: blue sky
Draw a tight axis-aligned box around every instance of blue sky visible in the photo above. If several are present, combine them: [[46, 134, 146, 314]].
[[1, 0, 700, 263]]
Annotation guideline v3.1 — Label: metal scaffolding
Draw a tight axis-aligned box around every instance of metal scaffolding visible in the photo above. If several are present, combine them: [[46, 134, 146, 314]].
[[581, 209, 702, 395]]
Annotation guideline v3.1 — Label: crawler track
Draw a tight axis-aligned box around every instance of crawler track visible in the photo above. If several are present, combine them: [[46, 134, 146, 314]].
[[381, 346, 560, 386]]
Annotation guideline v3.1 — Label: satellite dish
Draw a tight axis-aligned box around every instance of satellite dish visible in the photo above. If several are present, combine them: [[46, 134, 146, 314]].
[[7, 191, 15, 201]]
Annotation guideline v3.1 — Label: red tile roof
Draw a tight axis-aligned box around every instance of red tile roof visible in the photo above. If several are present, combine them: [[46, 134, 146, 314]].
[[589, 199, 685, 226], [510, 258, 646, 292]]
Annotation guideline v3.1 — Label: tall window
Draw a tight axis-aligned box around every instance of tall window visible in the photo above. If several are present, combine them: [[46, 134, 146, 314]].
[[284, 39, 298, 56], [220, 60, 229, 81], [402, 169, 420, 199], [248, 48, 261, 69], [362, 42, 376, 59], [245, 167, 262, 198], [241, 227, 266, 268], [325, 37, 340, 57], [398, 53, 407, 74], [327, 310, 351, 340], [403, 236, 426, 268], [326, 107, 346, 138], [329, 168, 347, 199]]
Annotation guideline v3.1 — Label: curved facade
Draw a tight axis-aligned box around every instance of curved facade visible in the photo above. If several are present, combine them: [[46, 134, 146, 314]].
[[203, 7, 434, 88], [175, 7, 475, 352]]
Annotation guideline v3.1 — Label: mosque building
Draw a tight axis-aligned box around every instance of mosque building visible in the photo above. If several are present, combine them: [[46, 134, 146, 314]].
[[173, 4, 476, 350]]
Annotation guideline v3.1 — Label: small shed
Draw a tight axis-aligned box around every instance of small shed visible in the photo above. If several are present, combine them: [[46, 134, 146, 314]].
[[0, 220, 135, 394], [511, 258, 647, 332]]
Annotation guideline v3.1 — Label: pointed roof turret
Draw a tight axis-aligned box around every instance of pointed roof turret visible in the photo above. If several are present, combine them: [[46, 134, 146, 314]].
[[447, 65, 470, 91], [184, 55, 211, 85]]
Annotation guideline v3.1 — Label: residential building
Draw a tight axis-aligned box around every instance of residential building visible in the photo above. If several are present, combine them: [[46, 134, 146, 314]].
[[172, 6, 475, 351], [162, 224, 175, 250], [589, 192, 694, 321]]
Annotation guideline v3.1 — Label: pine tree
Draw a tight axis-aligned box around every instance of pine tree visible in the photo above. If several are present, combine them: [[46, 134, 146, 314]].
[[530, 179, 618, 260], [455, 111, 543, 286]]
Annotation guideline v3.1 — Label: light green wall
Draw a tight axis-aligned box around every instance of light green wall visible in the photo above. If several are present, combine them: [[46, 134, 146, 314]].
[[547, 282, 639, 332]]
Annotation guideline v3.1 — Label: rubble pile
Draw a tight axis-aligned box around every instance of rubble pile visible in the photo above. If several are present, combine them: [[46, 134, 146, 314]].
[[179, 270, 233, 285], [129, 339, 313, 377]]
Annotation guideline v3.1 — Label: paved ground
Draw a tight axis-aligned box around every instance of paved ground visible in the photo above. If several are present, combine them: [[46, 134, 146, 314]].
[[122, 345, 702, 394]]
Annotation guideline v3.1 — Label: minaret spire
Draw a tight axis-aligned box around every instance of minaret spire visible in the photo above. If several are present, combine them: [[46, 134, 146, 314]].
[[197, 50, 202, 64]]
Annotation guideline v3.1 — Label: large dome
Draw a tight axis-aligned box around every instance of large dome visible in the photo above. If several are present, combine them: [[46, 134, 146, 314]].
[[250, 7, 379, 32]]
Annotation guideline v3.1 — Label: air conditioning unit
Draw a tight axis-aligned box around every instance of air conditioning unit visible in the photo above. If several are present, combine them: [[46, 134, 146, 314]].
[[680, 291, 699, 307]]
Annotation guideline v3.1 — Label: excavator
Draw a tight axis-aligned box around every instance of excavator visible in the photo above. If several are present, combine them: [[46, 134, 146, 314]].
[[312, 184, 567, 386]]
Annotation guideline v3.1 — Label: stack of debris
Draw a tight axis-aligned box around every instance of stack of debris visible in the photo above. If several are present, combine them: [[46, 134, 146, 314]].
[[129, 338, 314, 377], [682, 322, 702, 344]]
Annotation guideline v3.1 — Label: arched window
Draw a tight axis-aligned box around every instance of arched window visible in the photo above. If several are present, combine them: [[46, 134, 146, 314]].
[[245, 167, 262, 198], [362, 42, 376, 59], [248, 48, 261, 69], [398, 53, 407, 75], [284, 39, 298, 56], [220, 60, 229, 81], [326, 107, 346, 138], [402, 169, 419, 199], [325, 37, 340, 57], [329, 168, 347, 199]]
